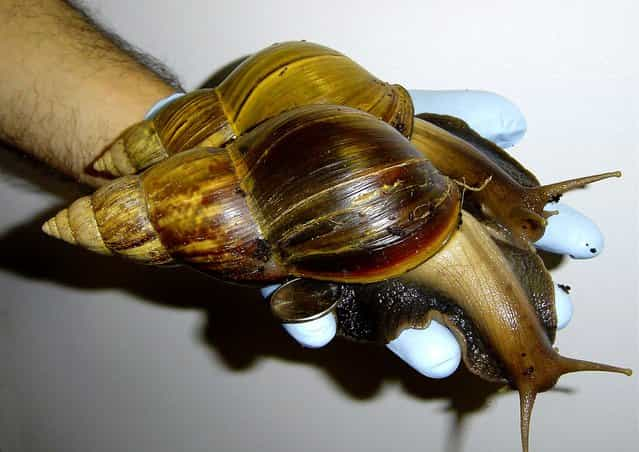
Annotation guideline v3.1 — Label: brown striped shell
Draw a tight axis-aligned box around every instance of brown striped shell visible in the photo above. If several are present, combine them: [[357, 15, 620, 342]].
[[94, 41, 413, 177], [45, 105, 459, 283]]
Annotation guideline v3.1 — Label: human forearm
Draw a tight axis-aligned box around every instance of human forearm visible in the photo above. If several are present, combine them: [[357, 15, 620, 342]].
[[0, 0, 178, 186]]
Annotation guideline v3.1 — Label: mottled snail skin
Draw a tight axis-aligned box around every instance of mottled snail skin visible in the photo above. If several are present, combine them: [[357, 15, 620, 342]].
[[44, 105, 460, 283], [93, 41, 414, 176], [271, 211, 631, 452]]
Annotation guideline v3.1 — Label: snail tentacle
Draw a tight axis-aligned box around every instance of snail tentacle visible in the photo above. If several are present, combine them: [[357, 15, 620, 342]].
[[532, 171, 621, 208], [519, 386, 536, 452]]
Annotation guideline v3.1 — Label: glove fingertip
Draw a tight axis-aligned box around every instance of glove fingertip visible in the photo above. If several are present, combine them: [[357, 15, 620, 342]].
[[408, 89, 527, 148]]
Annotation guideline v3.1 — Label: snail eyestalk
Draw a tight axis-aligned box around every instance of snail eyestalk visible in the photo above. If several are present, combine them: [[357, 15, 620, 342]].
[[515, 355, 631, 452], [536, 171, 621, 203], [558, 356, 632, 376], [529, 170, 622, 215]]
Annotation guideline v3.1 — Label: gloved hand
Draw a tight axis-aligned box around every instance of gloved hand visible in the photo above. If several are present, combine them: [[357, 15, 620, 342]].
[[144, 88, 599, 379], [258, 89, 593, 379]]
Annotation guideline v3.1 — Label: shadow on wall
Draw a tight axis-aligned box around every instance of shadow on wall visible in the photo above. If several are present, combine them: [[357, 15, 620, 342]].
[[0, 145, 505, 452], [0, 60, 523, 452]]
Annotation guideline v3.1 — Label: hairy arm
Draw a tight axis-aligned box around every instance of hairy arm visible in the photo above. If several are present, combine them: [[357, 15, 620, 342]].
[[0, 0, 179, 186]]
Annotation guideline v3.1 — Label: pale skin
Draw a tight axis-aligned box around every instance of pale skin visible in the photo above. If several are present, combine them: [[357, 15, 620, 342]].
[[0, 0, 176, 186]]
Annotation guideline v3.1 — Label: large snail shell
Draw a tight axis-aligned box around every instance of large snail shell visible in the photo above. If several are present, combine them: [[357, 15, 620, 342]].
[[94, 41, 413, 176], [47, 105, 460, 283]]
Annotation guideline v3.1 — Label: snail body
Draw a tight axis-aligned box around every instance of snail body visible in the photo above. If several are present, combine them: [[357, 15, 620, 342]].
[[270, 211, 630, 452], [393, 212, 629, 452]]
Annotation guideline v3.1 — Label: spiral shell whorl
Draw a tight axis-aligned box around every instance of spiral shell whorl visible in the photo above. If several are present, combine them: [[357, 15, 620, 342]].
[[42, 196, 111, 255], [139, 147, 286, 281], [43, 176, 174, 264]]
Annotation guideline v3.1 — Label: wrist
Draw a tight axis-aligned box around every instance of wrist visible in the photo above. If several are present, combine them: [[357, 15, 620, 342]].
[[0, 0, 180, 187], [60, 76, 175, 185]]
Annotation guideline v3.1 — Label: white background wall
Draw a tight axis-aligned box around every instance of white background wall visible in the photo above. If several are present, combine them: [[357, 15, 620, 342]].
[[1, 1, 637, 451]]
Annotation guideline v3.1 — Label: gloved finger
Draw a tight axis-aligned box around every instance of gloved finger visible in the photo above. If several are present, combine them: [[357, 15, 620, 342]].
[[408, 89, 527, 148], [535, 202, 604, 258], [265, 281, 338, 349], [260, 284, 281, 299], [281, 313, 337, 348], [386, 320, 461, 379], [270, 279, 462, 374]]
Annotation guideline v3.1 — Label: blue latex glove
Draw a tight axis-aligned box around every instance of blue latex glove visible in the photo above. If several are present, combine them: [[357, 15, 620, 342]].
[[408, 89, 527, 149]]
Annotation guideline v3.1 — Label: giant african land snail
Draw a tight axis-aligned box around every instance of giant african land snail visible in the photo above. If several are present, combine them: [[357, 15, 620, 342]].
[[43, 100, 630, 452]]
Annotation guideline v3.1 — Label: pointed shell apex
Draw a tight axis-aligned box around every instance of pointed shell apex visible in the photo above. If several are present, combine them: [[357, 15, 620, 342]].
[[93, 139, 137, 177], [42, 197, 112, 256], [42, 216, 61, 239], [42, 209, 77, 245]]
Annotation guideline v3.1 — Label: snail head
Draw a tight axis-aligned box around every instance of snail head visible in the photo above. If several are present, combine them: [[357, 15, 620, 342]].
[[512, 345, 631, 452], [493, 170, 621, 245]]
